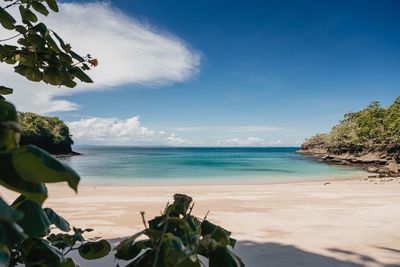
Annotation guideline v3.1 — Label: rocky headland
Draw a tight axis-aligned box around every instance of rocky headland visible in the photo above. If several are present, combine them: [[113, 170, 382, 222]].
[[298, 97, 400, 178]]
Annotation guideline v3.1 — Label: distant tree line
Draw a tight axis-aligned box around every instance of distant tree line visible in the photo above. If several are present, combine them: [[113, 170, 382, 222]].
[[302, 96, 400, 157], [19, 112, 74, 154]]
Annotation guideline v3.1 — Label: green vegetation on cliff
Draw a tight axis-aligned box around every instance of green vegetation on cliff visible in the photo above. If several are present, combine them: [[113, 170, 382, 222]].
[[302, 96, 400, 157], [18, 112, 74, 154]]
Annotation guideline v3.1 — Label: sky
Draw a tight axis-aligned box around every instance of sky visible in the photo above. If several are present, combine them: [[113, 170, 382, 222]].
[[1, 0, 399, 146]]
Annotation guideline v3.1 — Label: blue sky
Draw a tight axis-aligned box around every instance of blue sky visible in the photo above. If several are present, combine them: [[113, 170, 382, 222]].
[[3, 0, 400, 146]]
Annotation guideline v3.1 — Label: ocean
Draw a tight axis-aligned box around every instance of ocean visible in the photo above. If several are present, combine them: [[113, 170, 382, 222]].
[[59, 146, 365, 184]]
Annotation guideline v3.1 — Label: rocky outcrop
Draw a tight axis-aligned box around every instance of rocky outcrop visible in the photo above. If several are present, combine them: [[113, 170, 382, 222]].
[[297, 148, 400, 177]]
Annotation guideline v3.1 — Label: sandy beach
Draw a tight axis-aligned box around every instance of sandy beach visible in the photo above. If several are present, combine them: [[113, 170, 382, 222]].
[[2, 176, 400, 267]]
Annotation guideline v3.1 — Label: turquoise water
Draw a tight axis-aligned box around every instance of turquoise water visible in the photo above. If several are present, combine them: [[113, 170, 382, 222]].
[[59, 147, 364, 184]]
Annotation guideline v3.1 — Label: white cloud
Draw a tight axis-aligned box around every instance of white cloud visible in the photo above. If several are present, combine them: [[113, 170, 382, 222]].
[[67, 116, 286, 147], [215, 137, 283, 147], [67, 116, 194, 146], [67, 116, 156, 144], [165, 133, 193, 146], [1, 2, 200, 113], [174, 126, 282, 132]]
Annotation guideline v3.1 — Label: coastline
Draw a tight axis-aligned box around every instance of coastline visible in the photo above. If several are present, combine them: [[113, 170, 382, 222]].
[[1, 174, 399, 266]]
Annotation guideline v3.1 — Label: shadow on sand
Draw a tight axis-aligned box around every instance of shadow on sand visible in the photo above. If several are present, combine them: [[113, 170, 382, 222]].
[[237, 241, 400, 267], [71, 240, 400, 267]]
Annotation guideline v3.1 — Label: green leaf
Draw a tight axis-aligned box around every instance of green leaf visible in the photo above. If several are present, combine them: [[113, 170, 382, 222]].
[[115, 231, 150, 261], [0, 152, 48, 204], [32, 1, 49, 16], [44, 208, 71, 232], [0, 197, 23, 222], [12, 195, 51, 237], [53, 32, 70, 53], [0, 100, 16, 122], [71, 67, 93, 83], [0, 86, 13, 96], [15, 52, 36, 67], [15, 25, 27, 34], [31, 22, 48, 34], [45, 33, 61, 53], [172, 193, 193, 215], [0, 220, 27, 246], [19, 6, 38, 23], [20, 238, 64, 266], [0, 7, 16, 30], [12, 145, 80, 192], [43, 67, 64, 85], [69, 51, 84, 62], [209, 247, 245, 267], [78, 240, 111, 260], [45, 0, 59, 12], [47, 233, 76, 250]]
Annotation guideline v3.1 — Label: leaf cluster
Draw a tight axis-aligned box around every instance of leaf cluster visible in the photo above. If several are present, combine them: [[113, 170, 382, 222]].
[[0, 99, 111, 267], [115, 194, 245, 267], [1, 0, 95, 89]]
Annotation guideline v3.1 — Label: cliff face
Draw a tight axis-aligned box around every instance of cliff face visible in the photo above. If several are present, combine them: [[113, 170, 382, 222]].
[[18, 112, 76, 155], [299, 97, 400, 177]]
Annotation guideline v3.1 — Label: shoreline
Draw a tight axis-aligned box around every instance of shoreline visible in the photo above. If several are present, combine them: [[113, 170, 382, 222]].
[[75, 170, 368, 187]]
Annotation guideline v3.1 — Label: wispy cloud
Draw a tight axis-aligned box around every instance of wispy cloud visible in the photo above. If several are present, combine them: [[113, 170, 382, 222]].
[[215, 137, 282, 147], [1, 2, 200, 113], [174, 126, 282, 132]]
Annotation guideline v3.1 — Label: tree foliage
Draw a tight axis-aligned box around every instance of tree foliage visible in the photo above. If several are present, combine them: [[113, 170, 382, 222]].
[[0, 0, 97, 90], [19, 112, 74, 154], [0, 1, 111, 266], [302, 97, 400, 156]]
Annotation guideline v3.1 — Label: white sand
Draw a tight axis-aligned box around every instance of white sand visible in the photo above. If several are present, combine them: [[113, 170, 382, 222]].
[[2, 176, 400, 266]]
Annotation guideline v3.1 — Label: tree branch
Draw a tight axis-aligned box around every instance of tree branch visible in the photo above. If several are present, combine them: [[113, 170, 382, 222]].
[[2, 0, 20, 9], [0, 33, 21, 42]]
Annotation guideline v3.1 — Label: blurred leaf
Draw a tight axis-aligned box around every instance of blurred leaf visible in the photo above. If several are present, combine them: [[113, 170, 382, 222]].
[[78, 240, 111, 260], [31, 22, 48, 34], [0, 197, 23, 222], [172, 194, 192, 215], [72, 67, 93, 83], [45, 34, 61, 53], [0, 152, 48, 204], [0, 220, 27, 246], [0, 7, 16, 30], [12, 195, 51, 237], [45, 0, 59, 12], [69, 51, 83, 62], [20, 238, 64, 266], [0, 86, 13, 96], [44, 208, 71, 232], [19, 6, 38, 23], [32, 1, 49, 16], [115, 231, 150, 261], [12, 145, 80, 191], [0, 101, 17, 122]]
